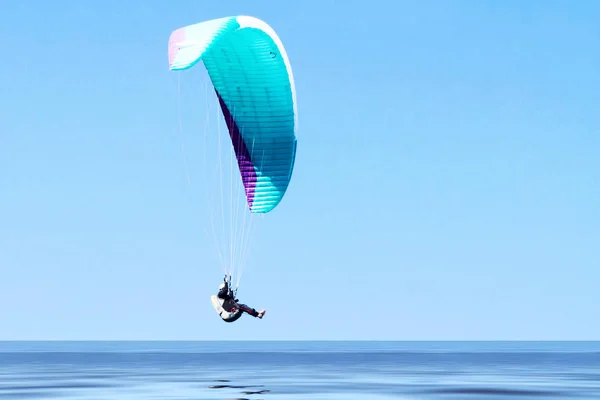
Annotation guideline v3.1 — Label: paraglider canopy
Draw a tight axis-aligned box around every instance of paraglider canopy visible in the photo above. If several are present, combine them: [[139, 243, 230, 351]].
[[168, 15, 298, 214]]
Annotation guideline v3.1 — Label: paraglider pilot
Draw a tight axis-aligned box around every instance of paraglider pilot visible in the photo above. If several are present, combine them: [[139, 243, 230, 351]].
[[217, 276, 266, 319]]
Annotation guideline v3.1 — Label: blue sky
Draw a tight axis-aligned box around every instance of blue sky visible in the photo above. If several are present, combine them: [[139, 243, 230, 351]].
[[0, 0, 598, 340]]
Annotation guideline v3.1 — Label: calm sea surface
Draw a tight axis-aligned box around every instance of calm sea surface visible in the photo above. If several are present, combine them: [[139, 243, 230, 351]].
[[0, 341, 599, 399]]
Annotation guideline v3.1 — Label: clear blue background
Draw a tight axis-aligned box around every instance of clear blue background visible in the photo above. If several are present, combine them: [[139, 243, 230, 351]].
[[0, 0, 598, 340]]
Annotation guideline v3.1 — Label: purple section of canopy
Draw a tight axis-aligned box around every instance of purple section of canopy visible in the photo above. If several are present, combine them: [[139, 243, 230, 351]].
[[216, 90, 257, 209]]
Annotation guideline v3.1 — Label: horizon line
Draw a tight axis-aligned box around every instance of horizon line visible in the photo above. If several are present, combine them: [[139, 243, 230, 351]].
[[1, 339, 599, 342]]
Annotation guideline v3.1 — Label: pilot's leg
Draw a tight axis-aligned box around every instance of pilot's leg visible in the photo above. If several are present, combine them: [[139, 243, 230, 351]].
[[236, 303, 259, 317]]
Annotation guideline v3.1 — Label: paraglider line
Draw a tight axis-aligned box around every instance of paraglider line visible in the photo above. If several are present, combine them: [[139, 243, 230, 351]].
[[177, 74, 192, 186]]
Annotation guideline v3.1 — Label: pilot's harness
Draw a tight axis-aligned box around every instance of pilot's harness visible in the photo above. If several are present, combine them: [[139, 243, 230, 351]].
[[224, 274, 239, 302]]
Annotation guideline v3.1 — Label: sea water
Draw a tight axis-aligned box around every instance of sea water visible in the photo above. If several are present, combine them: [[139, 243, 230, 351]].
[[0, 341, 599, 399]]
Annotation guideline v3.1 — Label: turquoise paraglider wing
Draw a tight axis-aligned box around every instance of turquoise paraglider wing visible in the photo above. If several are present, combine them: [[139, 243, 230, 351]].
[[168, 16, 298, 214]]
